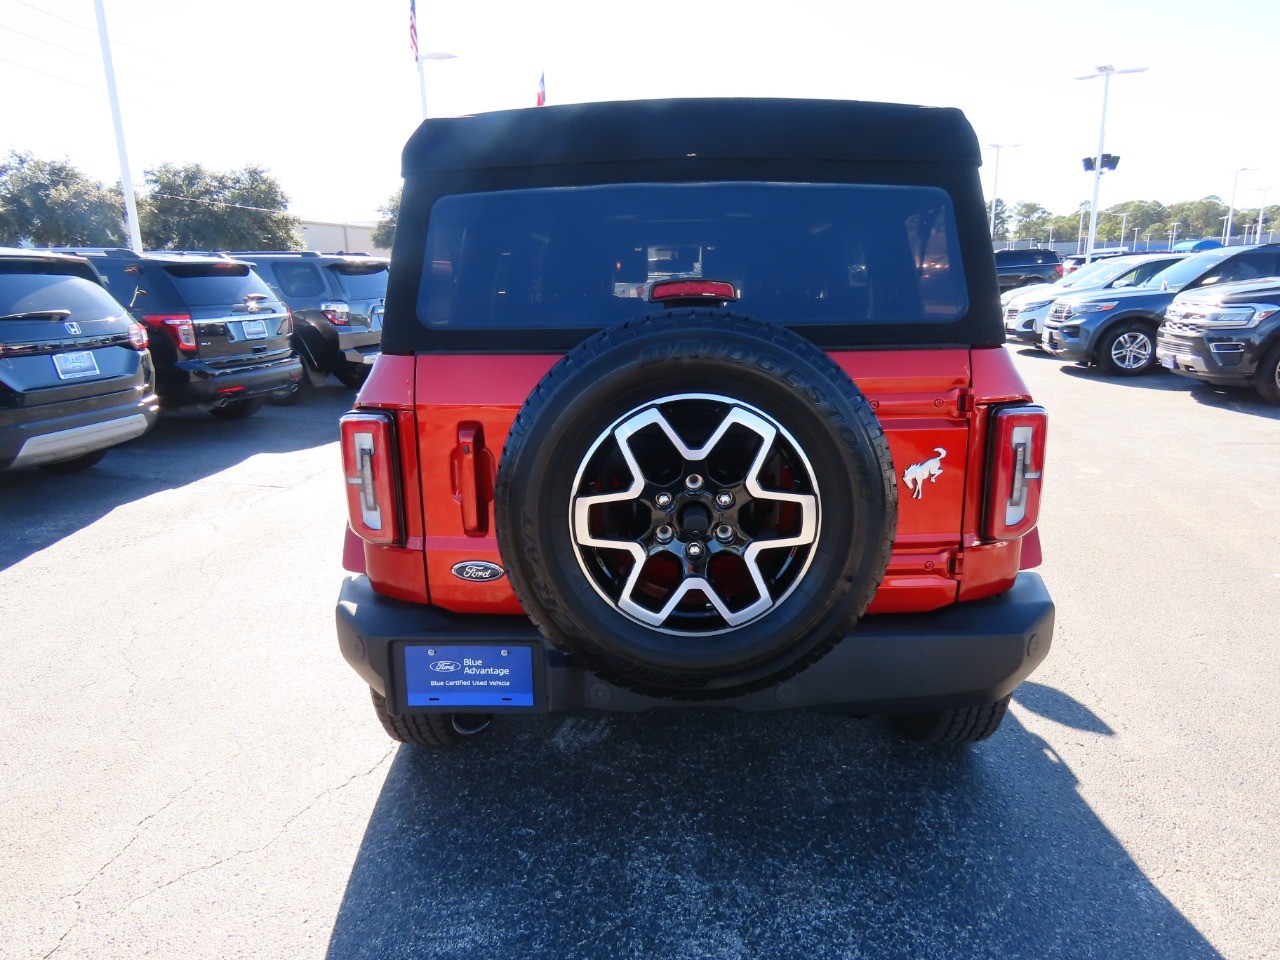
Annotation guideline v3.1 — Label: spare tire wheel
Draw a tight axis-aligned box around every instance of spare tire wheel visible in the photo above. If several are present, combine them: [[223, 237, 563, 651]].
[[495, 311, 897, 699]]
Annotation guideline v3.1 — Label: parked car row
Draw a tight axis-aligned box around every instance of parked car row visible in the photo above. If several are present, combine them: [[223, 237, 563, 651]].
[[1002, 243, 1280, 403], [0, 247, 387, 473]]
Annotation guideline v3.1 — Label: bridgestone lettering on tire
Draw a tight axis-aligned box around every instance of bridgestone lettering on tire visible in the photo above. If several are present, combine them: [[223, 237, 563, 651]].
[[495, 311, 898, 699]]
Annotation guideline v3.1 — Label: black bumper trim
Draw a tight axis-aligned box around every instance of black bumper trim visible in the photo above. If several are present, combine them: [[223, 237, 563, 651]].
[[336, 573, 1055, 715]]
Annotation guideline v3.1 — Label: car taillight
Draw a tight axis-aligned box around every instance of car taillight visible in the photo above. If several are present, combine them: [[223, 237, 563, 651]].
[[284, 305, 294, 335], [141, 314, 196, 353], [985, 405, 1047, 542], [127, 321, 148, 350], [340, 411, 401, 544], [321, 301, 350, 325], [1055, 265, 1064, 276]]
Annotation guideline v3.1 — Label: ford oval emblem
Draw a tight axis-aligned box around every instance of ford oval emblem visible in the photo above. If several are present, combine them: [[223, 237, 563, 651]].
[[451, 561, 506, 583], [430, 660, 462, 673]]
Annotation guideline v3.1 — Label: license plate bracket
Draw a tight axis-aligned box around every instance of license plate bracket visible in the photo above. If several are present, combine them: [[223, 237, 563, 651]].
[[399, 642, 539, 711], [52, 350, 100, 380], [242, 319, 268, 340]]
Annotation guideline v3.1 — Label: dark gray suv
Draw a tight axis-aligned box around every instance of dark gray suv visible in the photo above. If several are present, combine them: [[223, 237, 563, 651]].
[[231, 252, 386, 396], [994, 248, 1063, 292]]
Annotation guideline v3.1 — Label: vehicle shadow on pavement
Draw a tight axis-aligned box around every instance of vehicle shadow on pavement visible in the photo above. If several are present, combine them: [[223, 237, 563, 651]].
[[326, 686, 1221, 960], [1186, 383, 1280, 420], [1057, 365, 1193, 392], [0, 388, 351, 573]]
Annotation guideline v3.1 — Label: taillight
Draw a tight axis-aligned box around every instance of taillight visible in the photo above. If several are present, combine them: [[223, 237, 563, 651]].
[[321, 301, 350, 325], [1055, 265, 1064, 276], [984, 404, 1047, 542], [141, 314, 196, 353], [648, 279, 738, 303], [284, 305, 294, 335], [127, 321, 148, 350], [340, 411, 401, 544]]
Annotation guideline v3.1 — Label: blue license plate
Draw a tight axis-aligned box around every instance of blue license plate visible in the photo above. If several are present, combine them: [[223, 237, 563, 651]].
[[402, 644, 535, 708]]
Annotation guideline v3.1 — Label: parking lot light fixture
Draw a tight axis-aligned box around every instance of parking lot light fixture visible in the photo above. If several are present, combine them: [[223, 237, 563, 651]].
[[986, 143, 1019, 236], [1225, 167, 1256, 246], [417, 51, 457, 121], [1167, 222, 1180, 250], [1075, 65, 1147, 264]]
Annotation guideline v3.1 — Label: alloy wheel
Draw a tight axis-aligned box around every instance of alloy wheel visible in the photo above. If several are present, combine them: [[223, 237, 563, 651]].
[[569, 394, 820, 636]]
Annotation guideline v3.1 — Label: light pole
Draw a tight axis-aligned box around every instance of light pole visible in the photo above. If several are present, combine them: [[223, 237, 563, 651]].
[[1076, 64, 1147, 264], [1077, 203, 1089, 254], [1224, 167, 1256, 246], [1144, 231, 1151, 250], [417, 51, 456, 121], [987, 143, 1019, 237], [1167, 222, 1180, 250], [1119, 212, 1128, 249], [1253, 187, 1270, 244], [93, 0, 142, 253], [1133, 227, 1140, 250]]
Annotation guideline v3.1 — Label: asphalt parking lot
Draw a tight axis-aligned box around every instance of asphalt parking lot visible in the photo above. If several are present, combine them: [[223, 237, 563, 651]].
[[2, 355, 1278, 960]]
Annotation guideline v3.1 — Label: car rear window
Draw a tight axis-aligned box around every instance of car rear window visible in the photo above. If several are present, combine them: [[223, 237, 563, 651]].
[[269, 261, 326, 299], [0, 273, 126, 321], [159, 261, 277, 307], [418, 183, 967, 330], [328, 262, 388, 301]]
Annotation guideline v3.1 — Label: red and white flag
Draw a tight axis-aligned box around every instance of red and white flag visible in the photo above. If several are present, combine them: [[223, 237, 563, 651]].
[[537, 72, 545, 107], [409, 0, 419, 61]]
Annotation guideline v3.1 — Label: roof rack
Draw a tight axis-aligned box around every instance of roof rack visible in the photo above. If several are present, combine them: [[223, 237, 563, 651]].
[[223, 250, 322, 257], [49, 246, 141, 258]]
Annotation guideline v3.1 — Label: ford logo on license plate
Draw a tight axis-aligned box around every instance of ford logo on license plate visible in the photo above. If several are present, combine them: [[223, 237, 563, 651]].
[[451, 561, 505, 582]]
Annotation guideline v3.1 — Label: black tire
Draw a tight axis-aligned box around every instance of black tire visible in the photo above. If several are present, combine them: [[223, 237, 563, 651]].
[[38, 448, 107, 473], [269, 362, 314, 406], [209, 397, 265, 421], [369, 690, 491, 747], [336, 368, 369, 390], [1096, 321, 1157, 376], [1255, 339, 1280, 406], [495, 310, 897, 700], [890, 695, 1011, 745]]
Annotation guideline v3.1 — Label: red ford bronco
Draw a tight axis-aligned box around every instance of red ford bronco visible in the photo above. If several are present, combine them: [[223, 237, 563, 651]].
[[336, 98, 1053, 747]]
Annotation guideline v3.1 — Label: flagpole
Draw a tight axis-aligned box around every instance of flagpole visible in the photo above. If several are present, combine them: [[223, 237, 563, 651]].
[[417, 57, 428, 120]]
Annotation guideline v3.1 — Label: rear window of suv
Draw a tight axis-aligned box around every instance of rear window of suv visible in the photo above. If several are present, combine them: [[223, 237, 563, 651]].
[[269, 261, 327, 299], [418, 182, 967, 330], [328, 262, 388, 301], [1, 273, 126, 321], [159, 262, 277, 307]]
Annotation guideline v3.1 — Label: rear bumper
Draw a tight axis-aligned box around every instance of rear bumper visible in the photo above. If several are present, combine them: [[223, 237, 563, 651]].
[[0, 391, 158, 470], [159, 354, 302, 409], [336, 572, 1055, 715]]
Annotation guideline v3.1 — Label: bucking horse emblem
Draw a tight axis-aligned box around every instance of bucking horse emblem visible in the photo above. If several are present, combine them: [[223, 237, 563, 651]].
[[903, 447, 946, 500]]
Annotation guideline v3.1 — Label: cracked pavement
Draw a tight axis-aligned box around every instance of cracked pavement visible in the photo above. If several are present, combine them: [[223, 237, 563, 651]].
[[2, 358, 1279, 959]]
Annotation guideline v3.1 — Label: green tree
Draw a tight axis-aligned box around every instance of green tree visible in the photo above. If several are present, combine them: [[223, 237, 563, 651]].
[[140, 163, 302, 250], [1010, 201, 1050, 241], [1165, 196, 1228, 241], [371, 188, 400, 250], [989, 198, 1010, 241], [0, 151, 124, 246]]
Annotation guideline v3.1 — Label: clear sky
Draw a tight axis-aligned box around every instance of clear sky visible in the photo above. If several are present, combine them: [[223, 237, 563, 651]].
[[2, 0, 1276, 225]]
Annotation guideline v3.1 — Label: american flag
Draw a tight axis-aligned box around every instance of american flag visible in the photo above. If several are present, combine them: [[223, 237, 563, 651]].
[[537, 72, 545, 107], [409, 0, 418, 61]]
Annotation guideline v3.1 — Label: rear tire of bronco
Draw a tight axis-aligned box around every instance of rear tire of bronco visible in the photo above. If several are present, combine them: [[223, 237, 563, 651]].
[[209, 397, 265, 420], [370, 690, 492, 748], [1096, 322, 1156, 376], [889, 695, 1011, 745], [495, 311, 897, 701]]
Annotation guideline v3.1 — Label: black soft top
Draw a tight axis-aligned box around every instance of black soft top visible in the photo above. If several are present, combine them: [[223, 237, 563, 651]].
[[387, 98, 1002, 354], [403, 98, 981, 172]]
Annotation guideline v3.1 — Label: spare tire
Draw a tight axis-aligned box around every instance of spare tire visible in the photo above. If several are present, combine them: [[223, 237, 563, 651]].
[[495, 311, 896, 699]]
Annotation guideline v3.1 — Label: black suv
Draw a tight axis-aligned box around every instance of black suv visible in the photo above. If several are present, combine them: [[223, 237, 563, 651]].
[[1, 249, 157, 471], [994, 248, 1063, 291], [1158, 278, 1280, 404], [231, 252, 386, 394], [60, 249, 301, 419]]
